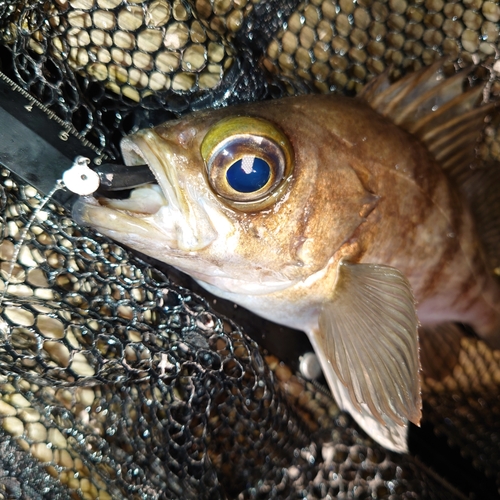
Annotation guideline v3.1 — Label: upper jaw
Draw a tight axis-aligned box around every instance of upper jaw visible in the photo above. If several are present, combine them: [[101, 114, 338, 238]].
[[120, 131, 181, 213]]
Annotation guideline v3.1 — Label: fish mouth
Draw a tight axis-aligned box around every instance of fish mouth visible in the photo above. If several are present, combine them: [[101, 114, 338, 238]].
[[90, 132, 177, 216], [74, 135, 173, 232], [72, 130, 220, 252], [120, 132, 183, 213], [74, 131, 179, 218]]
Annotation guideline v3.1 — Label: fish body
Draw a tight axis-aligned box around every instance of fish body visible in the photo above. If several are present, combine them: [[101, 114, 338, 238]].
[[73, 64, 500, 452]]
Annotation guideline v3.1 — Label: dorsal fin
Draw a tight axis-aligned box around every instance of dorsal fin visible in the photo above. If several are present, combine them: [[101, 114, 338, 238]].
[[358, 60, 495, 182], [359, 60, 500, 272]]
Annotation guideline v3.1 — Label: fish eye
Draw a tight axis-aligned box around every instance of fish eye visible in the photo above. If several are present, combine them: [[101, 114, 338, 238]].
[[200, 116, 294, 210]]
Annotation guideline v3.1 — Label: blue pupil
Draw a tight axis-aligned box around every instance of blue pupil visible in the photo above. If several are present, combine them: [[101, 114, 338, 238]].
[[226, 157, 271, 193]]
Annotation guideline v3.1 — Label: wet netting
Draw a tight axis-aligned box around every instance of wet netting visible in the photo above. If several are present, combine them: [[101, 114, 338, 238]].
[[0, 0, 499, 498], [0, 0, 279, 160], [1, 0, 500, 160], [0, 170, 468, 499]]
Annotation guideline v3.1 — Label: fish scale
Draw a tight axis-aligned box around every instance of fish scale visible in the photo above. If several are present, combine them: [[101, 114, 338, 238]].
[[0, 0, 499, 498]]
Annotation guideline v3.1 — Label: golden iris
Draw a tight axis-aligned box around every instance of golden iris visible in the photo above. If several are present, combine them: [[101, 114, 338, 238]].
[[200, 116, 294, 210]]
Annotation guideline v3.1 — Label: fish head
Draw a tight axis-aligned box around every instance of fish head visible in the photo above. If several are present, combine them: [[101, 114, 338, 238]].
[[73, 97, 376, 294]]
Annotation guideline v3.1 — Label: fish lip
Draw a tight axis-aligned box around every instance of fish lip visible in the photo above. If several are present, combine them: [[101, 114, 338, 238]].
[[121, 131, 180, 211]]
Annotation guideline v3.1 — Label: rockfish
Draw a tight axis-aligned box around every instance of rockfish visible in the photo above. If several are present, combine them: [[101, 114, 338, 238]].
[[73, 62, 500, 452]]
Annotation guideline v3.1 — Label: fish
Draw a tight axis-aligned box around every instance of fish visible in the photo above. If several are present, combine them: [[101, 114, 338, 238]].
[[72, 61, 500, 453], [0, 168, 481, 499]]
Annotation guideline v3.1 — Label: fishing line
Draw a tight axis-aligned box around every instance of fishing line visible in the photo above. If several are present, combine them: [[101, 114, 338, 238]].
[[0, 177, 66, 307], [0, 153, 145, 309], [0, 155, 104, 309]]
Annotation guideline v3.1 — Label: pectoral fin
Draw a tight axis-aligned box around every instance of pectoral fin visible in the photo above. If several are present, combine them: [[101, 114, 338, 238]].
[[327, 370, 409, 453], [312, 261, 421, 451]]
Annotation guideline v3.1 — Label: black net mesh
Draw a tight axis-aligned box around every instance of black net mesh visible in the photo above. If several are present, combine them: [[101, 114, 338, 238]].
[[1, 0, 500, 161], [0, 169, 472, 499], [262, 0, 500, 93], [419, 332, 500, 492], [0, 0, 273, 160], [0, 0, 499, 498]]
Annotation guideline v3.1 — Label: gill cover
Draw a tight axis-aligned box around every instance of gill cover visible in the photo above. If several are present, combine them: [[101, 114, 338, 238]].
[[200, 116, 294, 210]]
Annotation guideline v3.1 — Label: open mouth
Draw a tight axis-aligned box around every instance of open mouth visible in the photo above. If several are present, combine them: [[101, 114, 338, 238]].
[[73, 131, 175, 216], [96, 133, 185, 216], [92, 162, 167, 215], [71, 135, 222, 252]]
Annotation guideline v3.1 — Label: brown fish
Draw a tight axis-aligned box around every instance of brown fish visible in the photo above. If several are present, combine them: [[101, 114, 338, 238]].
[[72, 62, 500, 452]]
